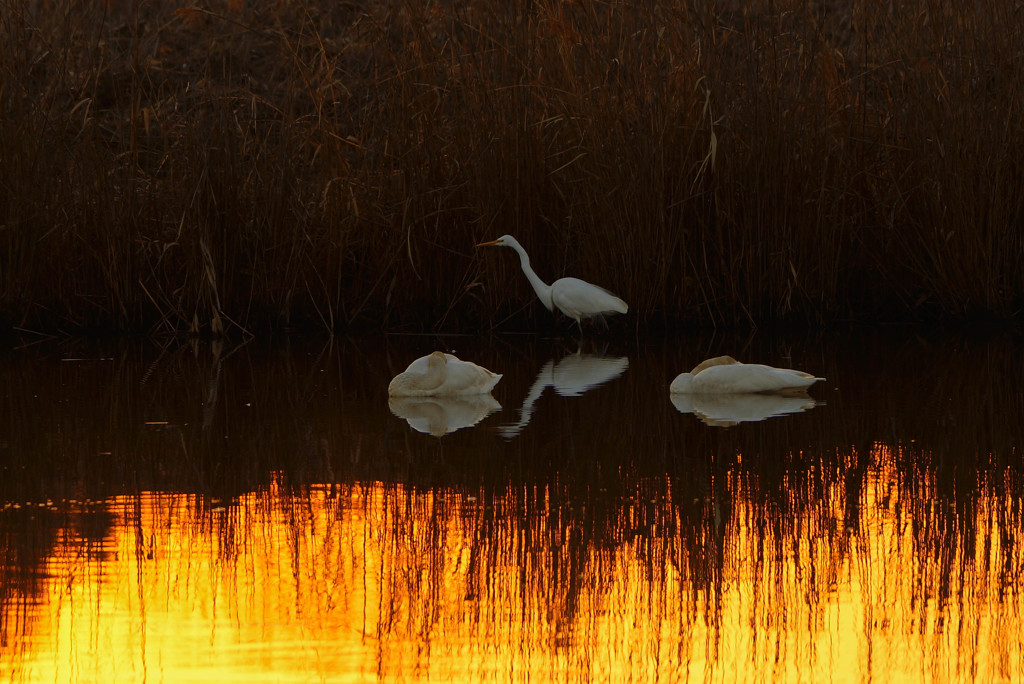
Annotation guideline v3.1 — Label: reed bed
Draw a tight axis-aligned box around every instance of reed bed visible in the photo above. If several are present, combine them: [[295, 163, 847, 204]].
[[2, 0, 1023, 334]]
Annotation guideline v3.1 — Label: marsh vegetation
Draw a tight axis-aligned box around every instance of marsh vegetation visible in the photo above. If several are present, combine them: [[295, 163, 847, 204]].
[[2, 0, 1023, 334]]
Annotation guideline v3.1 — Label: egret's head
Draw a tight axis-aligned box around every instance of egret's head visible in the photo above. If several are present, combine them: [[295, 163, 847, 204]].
[[475, 235, 517, 249]]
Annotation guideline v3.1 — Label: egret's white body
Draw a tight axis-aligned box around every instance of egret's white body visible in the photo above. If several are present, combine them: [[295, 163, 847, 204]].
[[476, 235, 628, 330], [669, 356, 824, 395], [388, 351, 502, 397]]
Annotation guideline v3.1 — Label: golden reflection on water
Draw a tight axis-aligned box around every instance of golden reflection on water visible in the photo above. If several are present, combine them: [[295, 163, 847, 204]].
[[3, 445, 1022, 683]]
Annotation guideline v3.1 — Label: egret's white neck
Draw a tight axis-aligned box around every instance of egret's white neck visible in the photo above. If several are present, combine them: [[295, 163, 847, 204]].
[[507, 239, 553, 312]]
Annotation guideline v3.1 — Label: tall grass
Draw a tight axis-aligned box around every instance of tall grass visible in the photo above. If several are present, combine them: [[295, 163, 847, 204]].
[[2, 0, 1023, 334]]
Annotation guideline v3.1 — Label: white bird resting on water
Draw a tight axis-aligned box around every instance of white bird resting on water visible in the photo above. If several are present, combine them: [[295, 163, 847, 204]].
[[669, 355, 824, 395], [475, 234, 628, 332], [388, 351, 502, 397]]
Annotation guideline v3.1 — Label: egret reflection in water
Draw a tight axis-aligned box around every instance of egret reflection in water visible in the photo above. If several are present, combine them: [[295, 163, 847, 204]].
[[670, 391, 822, 427], [500, 351, 629, 437], [388, 394, 502, 436]]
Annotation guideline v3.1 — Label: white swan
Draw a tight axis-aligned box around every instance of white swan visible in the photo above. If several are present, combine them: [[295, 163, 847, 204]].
[[476, 235, 628, 331], [388, 351, 502, 397], [669, 356, 824, 395]]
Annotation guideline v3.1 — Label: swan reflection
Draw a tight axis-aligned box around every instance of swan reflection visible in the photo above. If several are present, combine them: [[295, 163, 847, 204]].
[[500, 352, 629, 437], [670, 392, 821, 427], [389, 394, 502, 436]]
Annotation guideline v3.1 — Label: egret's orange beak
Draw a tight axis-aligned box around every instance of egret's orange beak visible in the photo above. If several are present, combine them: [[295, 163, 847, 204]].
[[475, 239, 500, 247]]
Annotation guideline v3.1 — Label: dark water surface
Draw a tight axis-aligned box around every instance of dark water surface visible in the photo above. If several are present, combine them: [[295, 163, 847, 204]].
[[1, 330, 1022, 682]]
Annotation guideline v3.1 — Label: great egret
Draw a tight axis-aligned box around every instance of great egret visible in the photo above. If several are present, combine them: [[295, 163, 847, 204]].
[[669, 355, 824, 395], [388, 351, 502, 397], [475, 235, 628, 331]]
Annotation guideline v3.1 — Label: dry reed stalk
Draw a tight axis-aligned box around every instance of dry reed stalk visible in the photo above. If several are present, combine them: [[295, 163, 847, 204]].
[[1, 0, 1022, 334]]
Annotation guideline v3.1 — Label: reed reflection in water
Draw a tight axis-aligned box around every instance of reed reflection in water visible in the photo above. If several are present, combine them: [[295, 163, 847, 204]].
[[1, 470, 1020, 683], [0, 333, 1022, 682]]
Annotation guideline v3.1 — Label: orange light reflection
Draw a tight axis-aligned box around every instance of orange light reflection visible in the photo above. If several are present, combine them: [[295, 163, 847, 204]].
[[3, 448, 1023, 682]]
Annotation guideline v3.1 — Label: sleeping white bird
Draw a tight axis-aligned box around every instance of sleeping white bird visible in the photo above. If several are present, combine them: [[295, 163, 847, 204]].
[[669, 356, 824, 395], [388, 351, 502, 397]]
